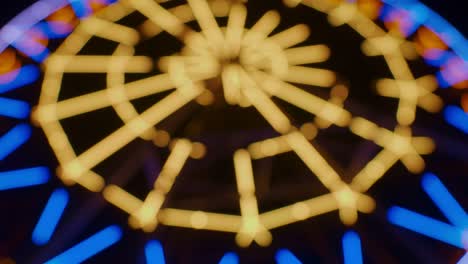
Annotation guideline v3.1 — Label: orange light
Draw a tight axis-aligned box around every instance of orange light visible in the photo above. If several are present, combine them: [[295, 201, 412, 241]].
[[415, 27, 448, 56], [357, 0, 382, 20], [89, 0, 109, 12], [0, 49, 20, 74], [462, 94, 468, 113], [453, 79, 468, 90], [47, 6, 78, 27]]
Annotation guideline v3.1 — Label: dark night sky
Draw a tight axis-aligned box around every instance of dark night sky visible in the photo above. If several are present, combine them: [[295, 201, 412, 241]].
[[0, 0, 467, 35]]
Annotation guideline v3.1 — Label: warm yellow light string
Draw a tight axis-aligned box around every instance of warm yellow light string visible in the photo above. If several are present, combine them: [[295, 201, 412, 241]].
[[33, 0, 440, 243]]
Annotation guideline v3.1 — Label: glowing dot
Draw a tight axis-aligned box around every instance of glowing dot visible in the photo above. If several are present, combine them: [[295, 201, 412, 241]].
[[292, 202, 310, 220], [153, 130, 171, 147], [196, 90, 215, 106], [191, 211, 208, 229], [191, 142, 207, 159], [300, 123, 318, 140]]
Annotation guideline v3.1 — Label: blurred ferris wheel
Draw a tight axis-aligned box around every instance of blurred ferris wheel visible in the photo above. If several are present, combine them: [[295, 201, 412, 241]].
[[0, 0, 467, 263]]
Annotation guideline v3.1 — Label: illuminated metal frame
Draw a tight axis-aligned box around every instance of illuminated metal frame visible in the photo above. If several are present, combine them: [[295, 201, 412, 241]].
[[0, 0, 467, 263], [32, 0, 437, 236]]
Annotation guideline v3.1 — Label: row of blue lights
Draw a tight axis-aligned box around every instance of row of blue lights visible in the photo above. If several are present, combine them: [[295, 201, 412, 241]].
[[388, 206, 465, 248], [32, 188, 69, 245], [45, 225, 122, 263], [0, 131, 463, 261], [0, 65, 40, 93], [388, 173, 467, 263], [216, 235, 363, 264], [379, 0, 468, 134], [381, 0, 468, 61], [422, 173, 468, 228], [3, 171, 463, 264], [0, 0, 70, 53], [0, 118, 50, 195]]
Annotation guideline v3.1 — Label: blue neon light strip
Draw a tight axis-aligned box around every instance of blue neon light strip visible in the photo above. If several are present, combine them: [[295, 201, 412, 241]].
[[0, 167, 50, 191], [458, 253, 468, 264], [145, 240, 166, 264], [0, 97, 30, 119], [275, 249, 302, 264], [388, 206, 465, 248], [423, 49, 453, 67], [32, 188, 69, 245], [0, 65, 40, 94], [422, 173, 468, 228], [0, 124, 32, 160], [342, 231, 363, 264], [381, 0, 468, 91], [45, 225, 122, 264], [443, 106, 468, 134], [436, 70, 452, 89], [68, 0, 91, 18], [218, 252, 239, 264], [379, 4, 425, 36], [34, 22, 73, 39]]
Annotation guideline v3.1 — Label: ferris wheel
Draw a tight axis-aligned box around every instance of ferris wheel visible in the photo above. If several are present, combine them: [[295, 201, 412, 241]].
[[0, 0, 467, 263]]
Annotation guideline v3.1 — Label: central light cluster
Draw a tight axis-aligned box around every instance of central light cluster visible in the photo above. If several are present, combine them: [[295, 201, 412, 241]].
[[159, 3, 334, 132]]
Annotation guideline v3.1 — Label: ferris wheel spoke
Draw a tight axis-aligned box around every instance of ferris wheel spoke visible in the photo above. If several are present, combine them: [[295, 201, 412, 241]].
[[350, 117, 434, 174], [129, 139, 193, 232], [34, 73, 176, 122], [285, 131, 346, 192], [259, 193, 339, 230], [284, 44, 331, 65], [234, 149, 272, 247], [60, 88, 202, 182], [158, 209, 242, 233], [267, 24, 310, 49], [243, 10, 280, 45], [252, 71, 352, 127], [239, 70, 292, 134], [282, 66, 336, 87], [80, 17, 140, 46], [225, 4, 247, 57], [350, 149, 400, 193], [45, 55, 153, 74], [127, 0, 191, 39], [187, 0, 225, 52]]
